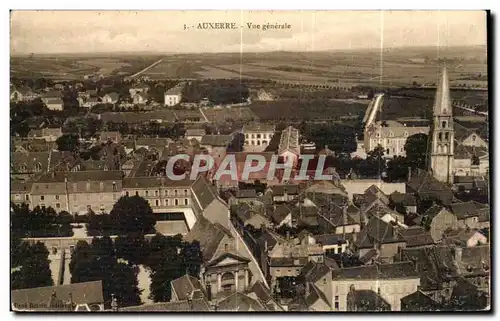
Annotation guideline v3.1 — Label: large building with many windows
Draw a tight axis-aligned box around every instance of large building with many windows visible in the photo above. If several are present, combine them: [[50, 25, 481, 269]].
[[242, 124, 275, 152]]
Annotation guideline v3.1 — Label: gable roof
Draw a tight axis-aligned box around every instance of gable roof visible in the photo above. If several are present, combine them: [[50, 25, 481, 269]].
[[407, 169, 453, 205], [450, 201, 489, 220], [217, 292, 267, 311], [355, 217, 403, 248], [332, 261, 418, 280], [269, 204, 292, 224], [401, 290, 439, 311], [205, 252, 251, 268], [11, 281, 103, 311], [184, 216, 232, 261], [120, 298, 211, 311], [171, 274, 206, 301], [191, 176, 220, 211], [305, 283, 330, 308]]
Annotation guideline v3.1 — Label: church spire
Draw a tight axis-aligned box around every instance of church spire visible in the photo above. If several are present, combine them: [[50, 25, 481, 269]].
[[433, 66, 452, 115]]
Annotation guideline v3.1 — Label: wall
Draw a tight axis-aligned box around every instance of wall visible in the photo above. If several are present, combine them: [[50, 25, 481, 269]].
[[331, 278, 420, 311]]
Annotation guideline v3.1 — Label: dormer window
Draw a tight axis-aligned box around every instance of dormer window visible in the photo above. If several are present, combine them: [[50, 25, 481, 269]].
[[442, 121, 447, 128], [389, 132, 394, 137], [404, 131, 409, 137], [472, 135, 477, 142]]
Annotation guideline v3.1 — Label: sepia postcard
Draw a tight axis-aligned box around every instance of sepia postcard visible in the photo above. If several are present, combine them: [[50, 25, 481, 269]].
[[9, 10, 490, 313]]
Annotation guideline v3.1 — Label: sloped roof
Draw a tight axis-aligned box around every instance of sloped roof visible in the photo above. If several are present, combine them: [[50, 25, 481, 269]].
[[401, 290, 439, 311], [433, 67, 452, 115], [217, 292, 267, 311], [351, 290, 391, 311], [120, 298, 210, 311], [356, 216, 402, 248], [407, 169, 453, 204], [184, 216, 232, 261], [11, 281, 103, 311], [200, 135, 233, 147], [269, 204, 292, 224], [450, 201, 489, 220], [171, 274, 206, 301], [305, 283, 330, 308], [332, 261, 418, 280]]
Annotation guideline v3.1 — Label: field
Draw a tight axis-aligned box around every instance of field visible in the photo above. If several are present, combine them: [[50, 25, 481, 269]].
[[10, 46, 488, 88], [11, 55, 162, 80], [138, 46, 488, 87], [201, 107, 258, 123]]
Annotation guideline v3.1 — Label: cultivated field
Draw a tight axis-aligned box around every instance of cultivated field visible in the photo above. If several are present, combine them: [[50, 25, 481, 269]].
[[11, 55, 162, 80], [138, 46, 488, 87]]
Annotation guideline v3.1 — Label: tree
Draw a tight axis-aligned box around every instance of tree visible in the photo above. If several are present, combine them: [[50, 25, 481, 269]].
[[56, 133, 80, 153], [11, 242, 53, 290], [115, 235, 149, 266], [385, 156, 409, 182], [405, 133, 429, 170], [149, 247, 183, 302], [70, 237, 142, 308], [110, 196, 156, 236]]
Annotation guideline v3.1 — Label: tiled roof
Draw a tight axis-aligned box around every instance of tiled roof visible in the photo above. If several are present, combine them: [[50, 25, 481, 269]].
[[171, 274, 206, 301], [407, 169, 453, 204], [123, 176, 194, 189], [217, 292, 267, 311], [200, 135, 233, 147], [120, 298, 210, 311], [185, 129, 206, 137], [184, 216, 231, 261], [355, 216, 402, 248], [305, 283, 330, 308], [11, 180, 33, 193], [332, 261, 418, 280], [401, 290, 439, 311], [390, 192, 417, 206], [191, 176, 219, 211], [278, 126, 300, 155], [269, 204, 292, 224], [350, 290, 391, 311], [236, 189, 257, 198], [243, 123, 275, 133], [450, 201, 489, 220], [11, 281, 103, 311]]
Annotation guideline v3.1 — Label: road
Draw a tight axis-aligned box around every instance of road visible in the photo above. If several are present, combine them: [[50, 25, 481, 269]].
[[126, 58, 164, 79]]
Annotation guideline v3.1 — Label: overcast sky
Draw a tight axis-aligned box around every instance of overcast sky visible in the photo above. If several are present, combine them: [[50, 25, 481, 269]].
[[10, 10, 487, 54]]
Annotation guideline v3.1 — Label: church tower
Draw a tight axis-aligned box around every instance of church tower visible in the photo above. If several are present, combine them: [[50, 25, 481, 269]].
[[430, 67, 454, 184]]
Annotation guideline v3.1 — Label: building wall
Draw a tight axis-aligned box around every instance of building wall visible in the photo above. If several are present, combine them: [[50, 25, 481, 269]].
[[461, 134, 488, 148], [430, 209, 458, 242], [457, 217, 480, 230], [164, 94, 181, 106], [430, 154, 454, 184], [342, 180, 406, 200], [334, 224, 360, 235], [244, 131, 274, 152], [454, 158, 472, 176], [331, 278, 420, 311]]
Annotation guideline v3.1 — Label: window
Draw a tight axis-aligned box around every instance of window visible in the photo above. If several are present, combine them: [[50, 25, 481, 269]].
[[257, 140, 261, 145], [386, 149, 390, 154], [155, 199, 159, 206], [175, 199, 179, 206], [52, 247, 58, 255], [165, 199, 169, 206], [125, 191, 129, 197], [135, 191, 139, 196], [251, 134, 255, 139], [145, 191, 149, 197], [69, 246, 75, 254], [14, 194, 20, 200], [323, 278, 327, 284], [442, 121, 446, 128], [472, 135, 477, 142], [155, 190, 159, 197], [40, 195, 45, 201], [25, 195, 29, 201], [184, 198, 189, 205], [257, 134, 261, 139], [439, 132, 443, 141], [389, 131, 394, 137], [334, 302, 339, 310], [404, 131, 409, 137], [112, 182, 117, 192], [184, 189, 188, 195], [55, 195, 60, 200], [224, 244, 228, 251], [56, 203, 60, 209], [445, 132, 449, 141], [174, 190, 178, 196]]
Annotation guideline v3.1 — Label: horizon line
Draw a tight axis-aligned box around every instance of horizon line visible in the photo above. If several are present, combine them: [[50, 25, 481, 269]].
[[10, 44, 487, 57]]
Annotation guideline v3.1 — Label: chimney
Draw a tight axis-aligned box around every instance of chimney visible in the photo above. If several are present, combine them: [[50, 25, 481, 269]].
[[111, 294, 118, 312], [454, 246, 463, 263], [187, 291, 194, 310], [407, 167, 412, 182], [205, 282, 212, 302]]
